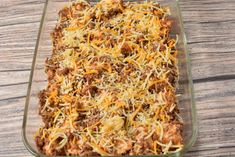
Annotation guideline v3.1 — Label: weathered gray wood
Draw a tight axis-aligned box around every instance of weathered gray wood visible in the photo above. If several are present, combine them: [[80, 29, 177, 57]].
[[0, 0, 235, 156]]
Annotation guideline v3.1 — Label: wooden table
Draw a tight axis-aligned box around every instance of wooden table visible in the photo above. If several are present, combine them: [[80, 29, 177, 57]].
[[0, 0, 235, 156]]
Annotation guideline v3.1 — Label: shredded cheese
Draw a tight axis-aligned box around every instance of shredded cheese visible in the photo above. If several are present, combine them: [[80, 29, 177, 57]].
[[35, 0, 183, 156]]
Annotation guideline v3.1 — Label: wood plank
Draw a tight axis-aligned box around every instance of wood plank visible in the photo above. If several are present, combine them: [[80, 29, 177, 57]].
[[190, 80, 235, 154], [0, 98, 32, 157], [185, 147, 235, 157], [180, 0, 235, 81], [0, 70, 30, 86], [0, 83, 28, 101]]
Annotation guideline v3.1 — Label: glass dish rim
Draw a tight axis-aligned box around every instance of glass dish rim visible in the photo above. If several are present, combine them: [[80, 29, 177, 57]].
[[22, 0, 198, 156]]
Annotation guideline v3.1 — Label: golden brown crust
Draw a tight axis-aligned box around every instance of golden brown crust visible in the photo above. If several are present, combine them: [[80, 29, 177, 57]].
[[35, 0, 183, 156]]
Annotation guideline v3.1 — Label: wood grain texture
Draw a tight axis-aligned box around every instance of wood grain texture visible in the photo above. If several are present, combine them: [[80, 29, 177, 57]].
[[0, 0, 235, 156]]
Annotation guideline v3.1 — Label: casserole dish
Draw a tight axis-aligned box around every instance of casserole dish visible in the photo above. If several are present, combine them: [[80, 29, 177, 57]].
[[22, 0, 197, 156]]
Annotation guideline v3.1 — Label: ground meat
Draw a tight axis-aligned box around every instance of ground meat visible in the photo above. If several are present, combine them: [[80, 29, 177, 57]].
[[136, 35, 145, 44], [160, 44, 166, 51], [106, 8, 121, 17], [148, 82, 167, 93], [167, 71, 177, 86], [46, 69, 56, 81], [35, 134, 44, 152], [143, 104, 150, 110], [121, 42, 132, 57], [81, 85, 98, 96], [83, 73, 98, 83], [45, 58, 59, 81], [41, 112, 54, 128], [85, 109, 100, 127], [104, 38, 111, 47], [51, 27, 63, 48], [99, 55, 112, 63], [74, 120, 87, 132], [43, 143, 57, 156], [80, 151, 100, 156], [99, 0, 123, 19], [153, 9, 164, 19], [57, 67, 70, 75], [67, 146, 81, 155], [115, 139, 132, 155], [129, 126, 149, 155], [73, 2, 88, 11], [162, 19, 173, 28], [58, 7, 71, 22], [88, 22, 95, 29], [38, 90, 54, 128], [162, 122, 183, 145], [113, 63, 124, 73], [165, 91, 176, 105], [130, 144, 143, 155], [47, 84, 59, 96], [91, 31, 104, 41], [71, 143, 99, 156], [152, 132, 159, 141], [38, 90, 47, 107], [73, 100, 83, 109]]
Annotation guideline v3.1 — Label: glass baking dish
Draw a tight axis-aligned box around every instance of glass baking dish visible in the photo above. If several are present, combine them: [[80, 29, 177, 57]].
[[22, 0, 198, 156]]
